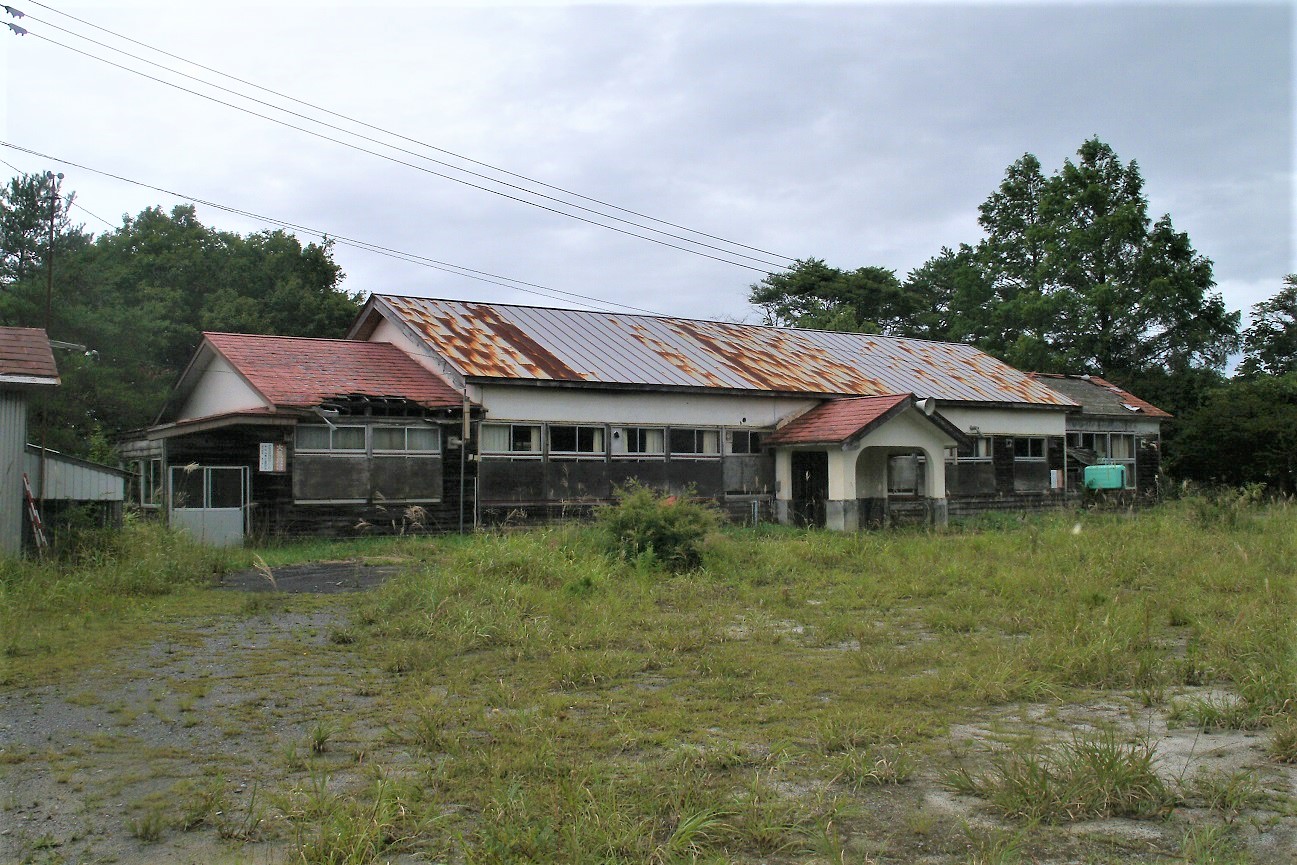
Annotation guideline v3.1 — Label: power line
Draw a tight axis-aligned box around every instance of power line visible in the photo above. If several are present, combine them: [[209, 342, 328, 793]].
[[8, 5, 793, 272], [0, 154, 115, 229], [0, 142, 668, 316], [27, 0, 793, 265]]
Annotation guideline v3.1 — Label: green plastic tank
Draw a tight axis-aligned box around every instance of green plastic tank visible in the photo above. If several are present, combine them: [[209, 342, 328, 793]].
[[1083, 464, 1127, 490]]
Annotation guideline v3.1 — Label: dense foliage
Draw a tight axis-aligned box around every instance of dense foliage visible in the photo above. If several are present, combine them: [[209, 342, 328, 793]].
[[597, 483, 718, 572], [1240, 274, 1297, 378], [750, 138, 1240, 381], [0, 171, 362, 456]]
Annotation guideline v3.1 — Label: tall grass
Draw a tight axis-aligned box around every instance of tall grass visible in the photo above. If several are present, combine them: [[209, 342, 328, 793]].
[[325, 499, 1296, 860], [0, 519, 236, 682]]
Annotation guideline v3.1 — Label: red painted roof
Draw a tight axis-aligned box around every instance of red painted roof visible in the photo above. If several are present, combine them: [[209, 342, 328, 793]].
[[204, 332, 463, 410], [765, 393, 913, 446], [0, 327, 59, 384]]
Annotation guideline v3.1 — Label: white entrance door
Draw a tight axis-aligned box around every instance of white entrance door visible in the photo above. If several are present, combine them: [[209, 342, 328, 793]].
[[169, 465, 248, 547]]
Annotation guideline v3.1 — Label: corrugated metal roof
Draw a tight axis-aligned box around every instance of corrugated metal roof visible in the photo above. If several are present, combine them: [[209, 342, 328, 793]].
[[0, 326, 59, 385], [377, 296, 1074, 406], [1031, 374, 1171, 418]]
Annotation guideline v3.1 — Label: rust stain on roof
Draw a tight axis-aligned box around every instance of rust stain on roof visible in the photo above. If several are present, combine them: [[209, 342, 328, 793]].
[[375, 296, 1075, 406], [667, 319, 889, 394], [387, 297, 579, 381]]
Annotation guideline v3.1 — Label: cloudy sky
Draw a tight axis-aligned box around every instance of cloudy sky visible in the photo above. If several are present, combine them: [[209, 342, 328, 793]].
[[1, 1, 1292, 328]]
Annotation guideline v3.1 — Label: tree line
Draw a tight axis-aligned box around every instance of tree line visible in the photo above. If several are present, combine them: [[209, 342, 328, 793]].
[[750, 138, 1295, 493], [0, 172, 361, 457]]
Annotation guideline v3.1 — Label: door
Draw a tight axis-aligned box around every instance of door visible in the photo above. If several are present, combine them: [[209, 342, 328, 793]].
[[790, 451, 828, 527], [169, 465, 248, 546]]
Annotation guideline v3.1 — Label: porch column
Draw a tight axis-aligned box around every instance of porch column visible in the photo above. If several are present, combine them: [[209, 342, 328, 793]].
[[825, 448, 858, 531], [923, 444, 949, 528], [773, 447, 793, 525]]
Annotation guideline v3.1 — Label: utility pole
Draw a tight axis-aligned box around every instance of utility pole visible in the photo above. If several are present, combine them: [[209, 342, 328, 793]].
[[37, 171, 62, 509]]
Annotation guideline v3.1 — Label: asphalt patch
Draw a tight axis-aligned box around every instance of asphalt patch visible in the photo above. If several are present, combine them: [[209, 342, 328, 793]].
[[217, 561, 400, 594]]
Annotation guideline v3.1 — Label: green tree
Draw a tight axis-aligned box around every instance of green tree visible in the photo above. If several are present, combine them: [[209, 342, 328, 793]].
[[1, 176, 361, 456], [1239, 274, 1297, 377], [969, 138, 1239, 376], [749, 258, 924, 335], [1166, 373, 1297, 493]]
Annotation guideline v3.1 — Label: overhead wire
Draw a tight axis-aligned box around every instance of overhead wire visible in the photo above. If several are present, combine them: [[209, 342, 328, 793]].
[[26, 0, 794, 265], [0, 141, 669, 316], [0, 154, 117, 230], [7, 5, 791, 272]]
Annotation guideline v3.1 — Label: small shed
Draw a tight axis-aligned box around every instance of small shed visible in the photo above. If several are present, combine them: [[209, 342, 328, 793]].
[[23, 445, 128, 539], [1, 327, 60, 555]]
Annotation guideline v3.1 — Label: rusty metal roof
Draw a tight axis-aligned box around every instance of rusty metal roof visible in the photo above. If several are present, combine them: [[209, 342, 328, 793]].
[[374, 296, 1075, 406]]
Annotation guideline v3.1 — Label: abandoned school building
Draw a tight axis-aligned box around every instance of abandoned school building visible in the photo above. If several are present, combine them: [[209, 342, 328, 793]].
[[121, 295, 1168, 545]]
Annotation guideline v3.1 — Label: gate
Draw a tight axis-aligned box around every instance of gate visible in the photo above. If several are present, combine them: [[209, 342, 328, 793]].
[[169, 465, 248, 546]]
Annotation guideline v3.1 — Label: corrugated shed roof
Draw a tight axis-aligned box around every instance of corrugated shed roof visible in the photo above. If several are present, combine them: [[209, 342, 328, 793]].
[[376, 296, 1073, 406], [1031, 374, 1171, 418], [205, 333, 464, 410], [0, 326, 59, 384], [765, 394, 912, 446]]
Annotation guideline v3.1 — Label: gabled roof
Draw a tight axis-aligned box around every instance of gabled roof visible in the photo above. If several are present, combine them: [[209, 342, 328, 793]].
[[1030, 374, 1171, 419], [0, 326, 59, 387], [764, 393, 967, 448], [354, 296, 1075, 408], [197, 333, 463, 412]]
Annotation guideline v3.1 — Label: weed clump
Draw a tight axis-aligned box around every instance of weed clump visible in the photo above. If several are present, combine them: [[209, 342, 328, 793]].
[[947, 729, 1173, 823], [597, 483, 718, 572]]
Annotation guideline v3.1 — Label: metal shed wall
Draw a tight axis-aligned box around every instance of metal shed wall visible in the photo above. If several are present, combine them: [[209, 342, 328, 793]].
[[24, 447, 126, 502], [1, 390, 28, 555]]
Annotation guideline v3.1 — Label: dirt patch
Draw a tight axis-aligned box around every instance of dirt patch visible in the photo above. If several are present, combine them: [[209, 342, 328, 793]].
[[216, 561, 400, 594], [0, 602, 401, 864]]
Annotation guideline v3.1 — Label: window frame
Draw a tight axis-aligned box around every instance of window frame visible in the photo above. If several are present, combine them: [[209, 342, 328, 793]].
[[1012, 436, 1046, 461], [132, 458, 164, 508], [948, 435, 993, 462], [615, 426, 666, 458], [296, 423, 367, 454], [547, 423, 607, 458], [480, 422, 544, 457], [728, 429, 763, 455], [372, 424, 442, 454], [668, 427, 721, 458]]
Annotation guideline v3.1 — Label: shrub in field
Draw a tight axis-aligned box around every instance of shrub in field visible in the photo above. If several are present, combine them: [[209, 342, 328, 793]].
[[597, 483, 718, 572]]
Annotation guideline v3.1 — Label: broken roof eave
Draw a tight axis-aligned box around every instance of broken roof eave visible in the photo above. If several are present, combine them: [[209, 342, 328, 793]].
[[0, 373, 60, 388]]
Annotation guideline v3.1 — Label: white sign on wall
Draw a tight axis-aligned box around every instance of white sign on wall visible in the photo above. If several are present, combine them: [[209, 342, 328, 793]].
[[258, 442, 287, 473]]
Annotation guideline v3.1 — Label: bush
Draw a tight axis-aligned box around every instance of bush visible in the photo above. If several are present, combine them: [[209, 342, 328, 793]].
[[597, 484, 718, 572]]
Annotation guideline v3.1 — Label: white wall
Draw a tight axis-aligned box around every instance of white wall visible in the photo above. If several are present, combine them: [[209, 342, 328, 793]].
[[178, 354, 265, 420], [369, 319, 468, 394], [479, 384, 815, 429], [939, 406, 1067, 437]]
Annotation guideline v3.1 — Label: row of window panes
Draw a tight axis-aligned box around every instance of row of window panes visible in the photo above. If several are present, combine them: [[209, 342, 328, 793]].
[[481, 424, 760, 456], [296, 424, 441, 453], [1067, 432, 1134, 460], [944, 436, 1046, 462]]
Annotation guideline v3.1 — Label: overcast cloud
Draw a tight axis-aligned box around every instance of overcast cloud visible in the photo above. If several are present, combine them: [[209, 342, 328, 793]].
[[1, 1, 1291, 329]]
